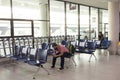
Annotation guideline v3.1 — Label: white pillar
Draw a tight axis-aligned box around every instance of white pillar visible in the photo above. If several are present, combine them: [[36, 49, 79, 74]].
[[108, 1, 119, 55]]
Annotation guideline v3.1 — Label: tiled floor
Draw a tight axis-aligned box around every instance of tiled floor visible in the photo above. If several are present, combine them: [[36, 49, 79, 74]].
[[0, 49, 120, 80]]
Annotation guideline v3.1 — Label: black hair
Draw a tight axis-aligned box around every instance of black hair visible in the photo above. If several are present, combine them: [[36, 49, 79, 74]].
[[52, 43, 57, 47]]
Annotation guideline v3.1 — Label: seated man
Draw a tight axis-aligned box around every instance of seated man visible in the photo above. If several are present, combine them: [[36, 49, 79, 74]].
[[51, 43, 70, 70]]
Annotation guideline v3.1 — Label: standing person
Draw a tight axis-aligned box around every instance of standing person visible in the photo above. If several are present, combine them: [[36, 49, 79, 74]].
[[98, 32, 104, 47], [98, 32, 104, 40], [84, 36, 88, 40], [51, 43, 69, 70]]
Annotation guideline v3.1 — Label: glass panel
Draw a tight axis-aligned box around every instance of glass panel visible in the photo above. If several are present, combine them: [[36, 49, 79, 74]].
[[90, 7, 98, 39], [12, 0, 49, 20], [0, 0, 11, 18], [66, 3, 78, 36], [34, 21, 49, 37], [0, 39, 5, 57], [50, 0, 65, 36], [4, 38, 11, 56], [80, 6, 89, 39], [99, 9, 108, 37], [0, 20, 11, 36], [14, 21, 32, 36]]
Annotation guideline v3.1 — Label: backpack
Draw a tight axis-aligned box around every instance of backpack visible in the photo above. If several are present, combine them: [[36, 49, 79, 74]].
[[67, 44, 75, 56]]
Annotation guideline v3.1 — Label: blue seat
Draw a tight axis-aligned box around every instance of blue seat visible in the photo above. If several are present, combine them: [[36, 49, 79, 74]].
[[95, 40, 101, 48], [61, 40, 66, 45], [10, 45, 22, 60], [41, 43, 48, 50], [75, 39, 85, 48], [46, 43, 56, 55], [47, 49, 54, 55], [99, 38, 111, 55], [100, 39, 111, 49], [75, 40, 86, 52], [17, 46, 29, 62], [77, 41, 97, 62], [27, 48, 49, 79], [61, 40, 68, 47], [27, 48, 38, 65]]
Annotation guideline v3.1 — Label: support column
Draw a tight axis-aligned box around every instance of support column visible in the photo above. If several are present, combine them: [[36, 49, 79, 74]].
[[108, 1, 119, 55]]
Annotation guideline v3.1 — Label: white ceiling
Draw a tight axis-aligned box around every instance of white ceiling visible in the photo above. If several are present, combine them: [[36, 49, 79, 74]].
[[61, 0, 120, 9]]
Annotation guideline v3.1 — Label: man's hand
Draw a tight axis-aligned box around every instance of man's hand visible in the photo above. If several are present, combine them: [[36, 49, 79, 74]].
[[52, 53, 58, 57], [52, 52, 63, 57]]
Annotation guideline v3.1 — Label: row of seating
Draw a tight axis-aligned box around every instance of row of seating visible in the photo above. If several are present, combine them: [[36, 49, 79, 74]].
[[10, 43, 49, 79], [96, 38, 111, 55], [0, 35, 75, 58], [75, 40, 97, 62], [61, 38, 111, 62], [8, 39, 111, 79], [10, 41, 76, 79]]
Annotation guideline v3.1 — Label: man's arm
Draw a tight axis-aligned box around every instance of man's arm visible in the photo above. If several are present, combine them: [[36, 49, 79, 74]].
[[53, 52, 63, 57]]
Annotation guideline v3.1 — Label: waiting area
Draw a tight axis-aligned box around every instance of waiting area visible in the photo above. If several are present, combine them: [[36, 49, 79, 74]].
[[0, 50, 120, 80], [0, 0, 120, 80], [0, 35, 117, 80]]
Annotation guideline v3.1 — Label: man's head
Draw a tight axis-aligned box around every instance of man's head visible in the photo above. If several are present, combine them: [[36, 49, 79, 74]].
[[52, 43, 58, 50]]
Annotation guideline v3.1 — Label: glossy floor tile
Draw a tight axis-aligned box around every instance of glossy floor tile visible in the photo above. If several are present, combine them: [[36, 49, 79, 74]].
[[0, 49, 120, 80]]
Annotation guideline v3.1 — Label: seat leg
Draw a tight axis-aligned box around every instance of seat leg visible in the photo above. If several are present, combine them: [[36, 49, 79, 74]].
[[89, 54, 92, 62], [71, 57, 77, 66], [104, 50, 109, 56], [33, 67, 40, 79], [41, 65, 50, 75], [89, 53, 97, 62], [78, 54, 80, 60], [93, 54, 97, 60]]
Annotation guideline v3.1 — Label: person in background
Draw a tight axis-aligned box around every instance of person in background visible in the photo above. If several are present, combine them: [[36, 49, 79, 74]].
[[84, 35, 88, 40], [51, 43, 69, 70], [98, 32, 104, 47], [98, 32, 104, 40]]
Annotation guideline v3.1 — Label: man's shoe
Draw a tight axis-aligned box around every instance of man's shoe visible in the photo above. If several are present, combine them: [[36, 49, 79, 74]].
[[58, 67, 64, 70], [51, 66, 55, 68]]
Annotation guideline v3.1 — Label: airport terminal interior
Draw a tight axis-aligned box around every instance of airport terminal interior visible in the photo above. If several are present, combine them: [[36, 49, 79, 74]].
[[0, 0, 120, 80]]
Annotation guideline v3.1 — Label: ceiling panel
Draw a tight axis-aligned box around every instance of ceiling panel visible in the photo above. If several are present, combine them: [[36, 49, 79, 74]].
[[60, 0, 120, 9]]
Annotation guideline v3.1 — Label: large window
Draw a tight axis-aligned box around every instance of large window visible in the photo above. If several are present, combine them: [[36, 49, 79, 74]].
[[99, 9, 108, 37], [66, 3, 78, 36], [12, 0, 49, 20], [12, 0, 49, 37], [34, 21, 49, 37], [90, 7, 98, 39], [0, 0, 109, 39], [80, 6, 89, 39], [50, 0, 65, 36], [0, 20, 11, 36], [14, 21, 32, 36], [0, 0, 11, 18]]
